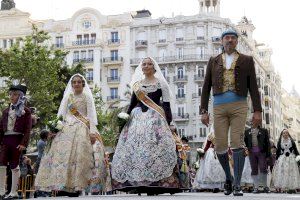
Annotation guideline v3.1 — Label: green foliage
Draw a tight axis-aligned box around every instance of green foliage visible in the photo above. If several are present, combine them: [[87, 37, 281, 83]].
[[0, 25, 84, 126], [92, 86, 131, 148]]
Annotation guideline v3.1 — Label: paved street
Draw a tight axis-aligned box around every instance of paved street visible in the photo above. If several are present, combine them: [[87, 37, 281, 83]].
[[38, 192, 300, 200]]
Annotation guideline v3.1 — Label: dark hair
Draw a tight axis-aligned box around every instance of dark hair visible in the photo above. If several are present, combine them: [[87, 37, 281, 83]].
[[72, 75, 85, 87], [40, 129, 49, 140], [277, 129, 293, 148], [181, 136, 189, 143]]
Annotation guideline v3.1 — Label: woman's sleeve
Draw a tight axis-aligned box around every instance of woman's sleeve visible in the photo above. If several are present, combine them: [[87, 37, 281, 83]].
[[127, 92, 138, 115], [161, 81, 172, 125], [86, 94, 99, 134]]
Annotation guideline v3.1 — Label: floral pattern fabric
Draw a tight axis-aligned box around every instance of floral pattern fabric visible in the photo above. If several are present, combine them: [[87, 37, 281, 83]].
[[35, 94, 96, 192], [193, 148, 225, 189], [111, 107, 177, 189]]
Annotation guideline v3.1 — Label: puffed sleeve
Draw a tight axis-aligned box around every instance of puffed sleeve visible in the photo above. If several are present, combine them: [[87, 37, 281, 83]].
[[161, 81, 172, 125], [86, 94, 99, 134], [127, 92, 138, 115]]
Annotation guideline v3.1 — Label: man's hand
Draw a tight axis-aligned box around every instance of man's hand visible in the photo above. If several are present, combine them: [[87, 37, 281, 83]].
[[201, 113, 210, 127], [252, 111, 262, 128], [17, 145, 26, 151]]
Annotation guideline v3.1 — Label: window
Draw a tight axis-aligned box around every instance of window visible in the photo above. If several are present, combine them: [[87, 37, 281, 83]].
[[197, 67, 204, 77], [110, 88, 118, 98], [83, 21, 92, 29], [86, 70, 93, 81], [88, 50, 94, 61], [3, 39, 7, 48], [161, 67, 166, 78], [83, 34, 89, 44], [177, 106, 184, 116], [91, 33, 96, 44], [177, 47, 183, 59], [158, 29, 166, 42], [110, 69, 118, 79], [111, 32, 119, 42], [73, 51, 79, 62], [158, 49, 166, 61], [196, 26, 205, 40], [81, 50, 86, 60], [111, 50, 118, 61], [178, 128, 185, 137], [198, 86, 202, 96], [266, 113, 270, 124], [177, 85, 185, 97], [9, 39, 13, 47], [196, 46, 205, 59], [77, 35, 82, 44], [200, 127, 207, 137], [55, 36, 63, 47], [176, 28, 184, 40], [177, 67, 184, 78]]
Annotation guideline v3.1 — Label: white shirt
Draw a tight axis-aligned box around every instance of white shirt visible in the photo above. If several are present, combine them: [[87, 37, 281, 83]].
[[7, 106, 17, 131], [225, 53, 235, 69]]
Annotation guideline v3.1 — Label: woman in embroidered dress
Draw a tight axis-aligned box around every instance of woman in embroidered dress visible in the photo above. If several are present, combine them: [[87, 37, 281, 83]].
[[240, 150, 254, 192], [193, 131, 225, 192], [111, 57, 179, 195], [272, 129, 300, 193], [35, 74, 106, 196]]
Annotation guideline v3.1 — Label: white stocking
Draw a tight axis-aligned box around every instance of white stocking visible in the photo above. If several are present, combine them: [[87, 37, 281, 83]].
[[9, 166, 20, 196], [0, 166, 6, 196]]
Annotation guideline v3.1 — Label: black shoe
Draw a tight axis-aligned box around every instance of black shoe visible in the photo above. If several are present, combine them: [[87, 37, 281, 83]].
[[233, 187, 243, 196], [263, 187, 270, 193], [3, 194, 19, 200], [224, 180, 233, 195], [252, 188, 259, 194], [212, 188, 220, 193]]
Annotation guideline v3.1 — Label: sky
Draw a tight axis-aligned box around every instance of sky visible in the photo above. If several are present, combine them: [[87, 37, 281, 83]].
[[14, 0, 300, 94]]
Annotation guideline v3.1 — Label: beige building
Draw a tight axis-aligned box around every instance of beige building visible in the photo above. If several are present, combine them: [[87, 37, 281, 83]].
[[281, 88, 300, 148], [0, 0, 286, 154]]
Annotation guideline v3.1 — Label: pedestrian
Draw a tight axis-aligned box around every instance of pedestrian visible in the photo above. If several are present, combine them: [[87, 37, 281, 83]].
[[34, 129, 49, 174], [35, 74, 105, 197], [244, 125, 271, 193], [272, 129, 300, 193], [111, 57, 180, 195], [0, 84, 32, 200], [200, 29, 262, 196]]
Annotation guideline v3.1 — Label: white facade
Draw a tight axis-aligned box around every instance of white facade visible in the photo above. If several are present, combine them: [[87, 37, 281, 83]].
[[0, 1, 285, 151]]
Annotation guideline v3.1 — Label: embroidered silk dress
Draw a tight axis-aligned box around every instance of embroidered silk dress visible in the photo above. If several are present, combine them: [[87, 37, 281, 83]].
[[35, 93, 105, 192], [111, 80, 180, 194]]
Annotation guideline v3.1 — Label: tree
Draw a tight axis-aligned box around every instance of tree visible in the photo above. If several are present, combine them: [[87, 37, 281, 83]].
[[93, 85, 132, 147], [0, 25, 84, 126]]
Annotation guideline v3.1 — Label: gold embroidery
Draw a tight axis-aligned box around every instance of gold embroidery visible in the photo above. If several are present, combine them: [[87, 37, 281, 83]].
[[221, 52, 239, 93]]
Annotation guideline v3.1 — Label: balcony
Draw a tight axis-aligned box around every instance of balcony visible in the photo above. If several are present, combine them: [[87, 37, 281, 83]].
[[135, 40, 148, 48], [107, 39, 120, 46], [131, 54, 210, 66], [195, 36, 205, 44], [175, 37, 185, 44], [73, 57, 94, 63], [212, 36, 221, 44], [176, 94, 186, 99], [194, 74, 205, 82], [72, 39, 97, 46], [173, 75, 188, 82], [173, 113, 190, 121], [156, 39, 167, 46], [107, 77, 120, 83], [102, 57, 123, 66], [107, 96, 120, 101]]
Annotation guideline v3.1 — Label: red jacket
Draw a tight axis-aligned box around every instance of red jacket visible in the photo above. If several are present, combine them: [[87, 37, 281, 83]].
[[0, 106, 32, 147]]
